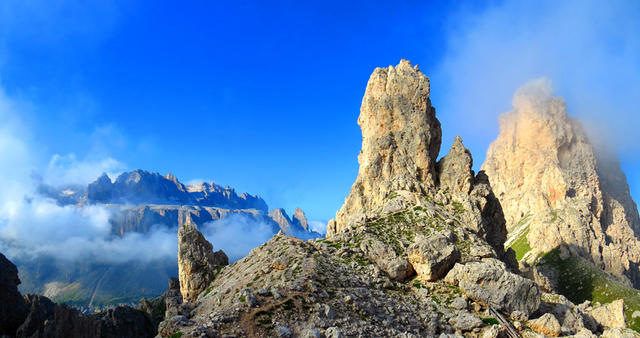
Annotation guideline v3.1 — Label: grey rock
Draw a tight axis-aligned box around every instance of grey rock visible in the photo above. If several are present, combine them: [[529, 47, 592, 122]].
[[450, 297, 467, 310], [449, 311, 483, 331], [276, 325, 292, 337], [445, 259, 540, 316], [0, 253, 28, 336], [407, 232, 460, 281]]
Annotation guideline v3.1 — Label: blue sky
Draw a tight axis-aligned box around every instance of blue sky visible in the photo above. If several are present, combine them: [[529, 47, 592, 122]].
[[0, 1, 638, 224]]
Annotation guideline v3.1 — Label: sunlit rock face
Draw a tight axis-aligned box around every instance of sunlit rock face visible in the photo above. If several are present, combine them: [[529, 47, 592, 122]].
[[177, 224, 228, 303], [483, 78, 640, 287], [331, 59, 442, 235]]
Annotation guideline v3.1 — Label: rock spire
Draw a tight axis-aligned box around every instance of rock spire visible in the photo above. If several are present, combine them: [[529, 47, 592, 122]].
[[483, 78, 640, 286]]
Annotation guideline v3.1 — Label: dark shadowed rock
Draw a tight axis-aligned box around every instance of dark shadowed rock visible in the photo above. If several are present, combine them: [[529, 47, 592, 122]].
[[0, 253, 29, 336], [87, 173, 114, 203]]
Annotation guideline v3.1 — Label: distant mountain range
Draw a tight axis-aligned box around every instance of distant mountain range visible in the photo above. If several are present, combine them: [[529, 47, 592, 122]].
[[19, 169, 320, 311]]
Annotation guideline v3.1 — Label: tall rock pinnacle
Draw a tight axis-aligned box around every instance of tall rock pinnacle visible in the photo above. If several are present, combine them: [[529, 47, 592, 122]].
[[483, 78, 640, 286], [177, 224, 228, 302], [330, 60, 442, 235]]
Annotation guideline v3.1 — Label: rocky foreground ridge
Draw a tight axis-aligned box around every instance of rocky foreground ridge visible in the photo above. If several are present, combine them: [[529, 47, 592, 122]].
[[150, 61, 640, 337]]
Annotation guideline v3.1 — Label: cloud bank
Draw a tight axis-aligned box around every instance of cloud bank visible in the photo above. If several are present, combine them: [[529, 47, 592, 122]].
[[0, 84, 180, 264], [201, 214, 276, 262], [435, 0, 640, 160]]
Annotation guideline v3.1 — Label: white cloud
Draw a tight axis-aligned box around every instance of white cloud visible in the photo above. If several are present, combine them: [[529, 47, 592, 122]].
[[201, 214, 275, 262], [435, 0, 640, 159], [308, 220, 327, 235], [0, 81, 177, 264], [43, 153, 124, 186]]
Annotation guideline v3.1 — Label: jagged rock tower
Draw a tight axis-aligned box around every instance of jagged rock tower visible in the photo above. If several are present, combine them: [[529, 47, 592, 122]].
[[483, 78, 640, 287], [328, 60, 507, 258], [329, 59, 442, 235]]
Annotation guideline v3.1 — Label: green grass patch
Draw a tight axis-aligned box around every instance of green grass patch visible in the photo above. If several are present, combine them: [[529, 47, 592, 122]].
[[482, 317, 499, 325], [538, 248, 640, 332], [169, 332, 183, 338], [507, 226, 531, 261]]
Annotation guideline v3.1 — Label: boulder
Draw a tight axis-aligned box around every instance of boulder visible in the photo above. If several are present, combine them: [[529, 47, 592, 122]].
[[449, 311, 483, 331], [591, 299, 626, 329], [444, 258, 540, 316], [601, 328, 640, 337], [528, 313, 561, 337], [359, 235, 414, 281], [407, 232, 459, 281]]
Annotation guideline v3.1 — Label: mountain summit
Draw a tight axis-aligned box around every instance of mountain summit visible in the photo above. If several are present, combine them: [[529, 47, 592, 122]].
[[483, 78, 640, 287]]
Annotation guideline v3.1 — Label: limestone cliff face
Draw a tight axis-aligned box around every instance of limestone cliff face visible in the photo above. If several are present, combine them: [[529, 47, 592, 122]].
[[177, 224, 228, 303], [332, 60, 442, 234], [482, 78, 640, 286]]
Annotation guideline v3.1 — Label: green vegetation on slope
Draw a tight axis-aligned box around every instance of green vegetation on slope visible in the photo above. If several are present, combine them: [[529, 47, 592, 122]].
[[507, 225, 531, 261], [538, 248, 640, 332]]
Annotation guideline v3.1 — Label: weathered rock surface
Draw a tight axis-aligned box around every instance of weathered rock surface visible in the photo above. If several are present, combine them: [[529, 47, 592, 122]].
[[0, 253, 29, 336], [269, 208, 305, 236], [601, 327, 640, 337], [444, 258, 541, 316], [590, 299, 626, 329], [528, 313, 562, 336], [331, 59, 442, 235], [293, 207, 309, 231], [483, 78, 640, 286], [407, 232, 459, 281], [177, 224, 228, 302]]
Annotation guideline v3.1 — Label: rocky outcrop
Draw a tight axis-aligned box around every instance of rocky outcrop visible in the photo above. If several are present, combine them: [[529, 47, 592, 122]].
[[292, 207, 309, 231], [331, 60, 442, 234], [483, 78, 640, 286], [437, 136, 474, 194], [0, 253, 29, 336], [528, 313, 562, 336], [591, 299, 626, 329], [444, 258, 541, 316], [267, 208, 319, 237], [177, 224, 228, 302]]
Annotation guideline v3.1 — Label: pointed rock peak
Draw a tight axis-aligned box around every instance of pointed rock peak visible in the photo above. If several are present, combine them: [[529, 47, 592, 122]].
[[483, 80, 640, 286], [164, 173, 179, 183], [438, 136, 474, 194], [268, 208, 293, 233], [177, 224, 228, 302], [330, 60, 442, 236], [292, 207, 308, 231], [96, 172, 112, 183]]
